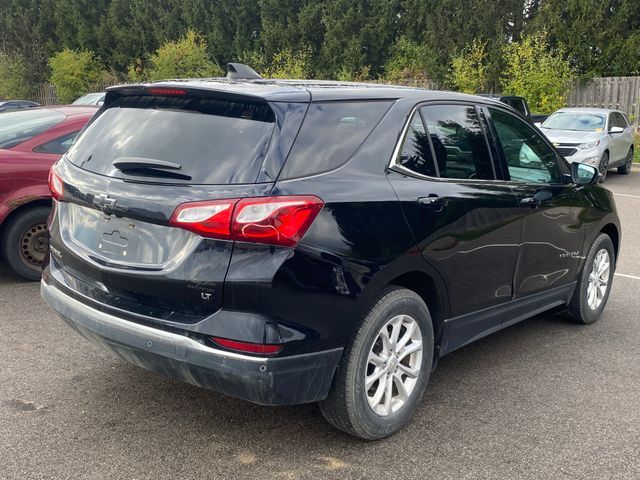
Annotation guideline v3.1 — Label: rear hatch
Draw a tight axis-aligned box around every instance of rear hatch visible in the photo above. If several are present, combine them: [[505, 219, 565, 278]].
[[50, 86, 299, 321]]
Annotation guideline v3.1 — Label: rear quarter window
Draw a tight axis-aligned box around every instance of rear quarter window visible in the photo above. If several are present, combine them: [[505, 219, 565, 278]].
[[279, 100, 392, 179]]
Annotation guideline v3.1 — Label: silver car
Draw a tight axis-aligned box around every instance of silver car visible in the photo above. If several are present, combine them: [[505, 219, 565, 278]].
[[539, 108, 634, 181]]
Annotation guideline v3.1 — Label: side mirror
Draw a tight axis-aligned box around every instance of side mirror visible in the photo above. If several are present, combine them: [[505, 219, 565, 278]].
[[571, 162, 599, 185], [609, 126, 624, 134]]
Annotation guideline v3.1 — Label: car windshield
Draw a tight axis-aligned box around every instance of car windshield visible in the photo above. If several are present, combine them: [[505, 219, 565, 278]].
[[542, 112, 606, 132], [0, 109, 66, 148], [72, 93, 104, 105]]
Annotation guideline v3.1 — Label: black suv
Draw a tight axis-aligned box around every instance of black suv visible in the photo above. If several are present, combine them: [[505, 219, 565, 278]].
[[42, 66, 620, 439]]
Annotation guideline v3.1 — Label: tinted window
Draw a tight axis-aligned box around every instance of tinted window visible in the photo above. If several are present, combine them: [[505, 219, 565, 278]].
[[397, 111, 437, 177], [490, 108, 560, 184], [0, 109, 66, 148], [280, 101, 392, 179], [421, 104, 495, 180], [66, 95, 276, 184], [503, 98, 527, 116], [34, 131, 79, 155]]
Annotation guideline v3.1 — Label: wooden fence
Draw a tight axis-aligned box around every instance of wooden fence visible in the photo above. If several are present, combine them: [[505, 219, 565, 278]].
[[567, 77, 640, 129]]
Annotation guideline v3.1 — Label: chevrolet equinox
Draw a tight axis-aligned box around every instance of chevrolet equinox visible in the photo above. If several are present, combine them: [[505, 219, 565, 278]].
[[42, 64, 621, 439]]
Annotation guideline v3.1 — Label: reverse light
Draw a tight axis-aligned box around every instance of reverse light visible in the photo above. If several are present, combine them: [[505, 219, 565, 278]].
[[169, 199, 237, 239], [578, 140, 600, 150], [211, 337, 283, 355], [169, 195, 324, 247], [48, 167, 64, 201]]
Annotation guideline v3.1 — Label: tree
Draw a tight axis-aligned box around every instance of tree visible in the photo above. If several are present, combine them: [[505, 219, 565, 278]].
[[48, 48, 107, 103], [0, 53, 30, 99], [260, 47, 312, 79], [384, 37, 436, 81], [501, 31, 574, 113], [142, 30, 223, 81], [450, 39, 489, 93], [526, 0, 640, 77]]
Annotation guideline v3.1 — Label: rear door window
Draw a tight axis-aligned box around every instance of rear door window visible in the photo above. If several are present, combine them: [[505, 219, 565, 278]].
[[34, 131, 79, 155], [279, 101, 392, 179], [420, 104, 496, 180], [66, 95, 276, 184], [0, 110, 66, 148]]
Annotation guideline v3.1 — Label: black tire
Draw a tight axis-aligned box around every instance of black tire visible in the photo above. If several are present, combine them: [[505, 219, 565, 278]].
[[617, 147, 633, 175], [598, 152, 609, 183], [564, 234, 615, 324], [319, 287, 434, 440], [0, 206, 50, 281]]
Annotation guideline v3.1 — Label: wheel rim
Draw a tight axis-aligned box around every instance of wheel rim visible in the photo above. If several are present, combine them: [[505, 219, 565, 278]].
[[587, 249, 610, 311], [18, 221, 48, 270], [600, 155, 609, 180], [365, 314, 423, 417]]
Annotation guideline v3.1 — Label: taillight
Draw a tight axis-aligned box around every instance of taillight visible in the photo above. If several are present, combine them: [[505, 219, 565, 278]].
[[48, 167, 64, 201], [169, 195, 324, 247], [169, 199, 237, 239], [233, 196, 323, 247], [211, 337, 283, 355]]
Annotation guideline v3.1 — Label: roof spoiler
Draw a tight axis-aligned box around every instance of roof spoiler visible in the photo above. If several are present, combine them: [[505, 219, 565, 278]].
[[226, 63, 262, 81]]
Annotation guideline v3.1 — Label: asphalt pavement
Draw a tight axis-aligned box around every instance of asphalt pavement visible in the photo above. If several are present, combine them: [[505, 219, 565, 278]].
[[1, 169, 640, 479]]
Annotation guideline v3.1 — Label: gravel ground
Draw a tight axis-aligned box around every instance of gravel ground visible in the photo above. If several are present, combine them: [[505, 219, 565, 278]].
[[1, 168, 639, 480]]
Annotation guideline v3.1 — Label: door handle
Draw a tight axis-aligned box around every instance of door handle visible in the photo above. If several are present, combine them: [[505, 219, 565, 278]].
[[418, 195, 447, 209], [520, 189, 553, 208]]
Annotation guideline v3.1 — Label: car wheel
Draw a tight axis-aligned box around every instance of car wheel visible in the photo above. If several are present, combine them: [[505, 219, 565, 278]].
[[617, 147, 633, 175], [0, 206, 50, 281], [564, 234, 615, 324], [598, 152, 609, 182], [319, 287, 434, 439]]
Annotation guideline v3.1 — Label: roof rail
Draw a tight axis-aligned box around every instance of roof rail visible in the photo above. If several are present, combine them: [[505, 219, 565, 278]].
[[226, 63, 262, 81]]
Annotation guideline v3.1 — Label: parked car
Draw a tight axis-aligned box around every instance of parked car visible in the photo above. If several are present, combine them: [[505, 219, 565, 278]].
[[0, 100, 40, 113], [42, 67, 620, 439], [539, 108, 634, 181], [0, 106, 96, 280], [477, 94, 532, 120], [72, 92, 105, 106]]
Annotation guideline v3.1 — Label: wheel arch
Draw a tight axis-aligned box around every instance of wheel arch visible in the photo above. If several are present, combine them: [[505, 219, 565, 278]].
[[0, 198, 52, 233], [600, 223, 620, 261]]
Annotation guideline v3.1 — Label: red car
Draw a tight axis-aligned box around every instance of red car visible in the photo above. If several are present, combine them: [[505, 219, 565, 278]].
[[0, 106, 96, 280]]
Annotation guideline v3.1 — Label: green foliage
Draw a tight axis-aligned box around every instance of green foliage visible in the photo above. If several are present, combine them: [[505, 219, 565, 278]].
[[0, 53, 31, 99], [501, 32, 574, 113], [450, 39, 489, 94], [141, 30, 223, 81], [261, 48, 312, 79], [48, 48, 107, 103], [384, 37, 434, 81]]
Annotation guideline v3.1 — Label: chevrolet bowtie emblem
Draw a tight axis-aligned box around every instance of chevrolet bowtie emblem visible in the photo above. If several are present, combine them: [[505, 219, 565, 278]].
[[93, 193, 117, 211]]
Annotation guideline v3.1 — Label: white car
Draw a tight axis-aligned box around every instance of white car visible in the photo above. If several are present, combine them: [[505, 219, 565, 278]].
[[539, 108, 634, 181]]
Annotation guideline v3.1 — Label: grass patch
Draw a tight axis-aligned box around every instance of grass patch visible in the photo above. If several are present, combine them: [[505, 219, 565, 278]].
[[635, 134, 640, 163]]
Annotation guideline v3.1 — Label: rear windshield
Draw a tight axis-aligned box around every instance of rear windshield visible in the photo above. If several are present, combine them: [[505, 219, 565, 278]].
[[66, 95, 276, 184], [0, 109, 65, 148], [279, 100, 393, 179]]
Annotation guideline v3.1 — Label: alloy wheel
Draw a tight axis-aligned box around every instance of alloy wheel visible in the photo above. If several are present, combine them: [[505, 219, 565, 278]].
[[365, 314, 423, 416], [587, 248, 610, 310]]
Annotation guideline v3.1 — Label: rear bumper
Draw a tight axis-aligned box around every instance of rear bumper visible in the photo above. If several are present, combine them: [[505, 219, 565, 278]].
[[41, 279, 342, 406]]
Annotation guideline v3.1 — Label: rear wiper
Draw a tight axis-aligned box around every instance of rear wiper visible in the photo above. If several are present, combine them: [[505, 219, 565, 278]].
[[113, 157, 183, 170]]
